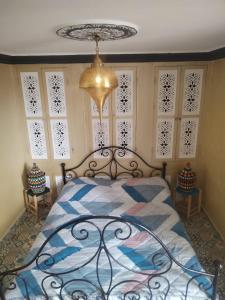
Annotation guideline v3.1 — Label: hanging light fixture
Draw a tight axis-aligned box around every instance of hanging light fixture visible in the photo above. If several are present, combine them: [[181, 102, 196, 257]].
[[56, 23, 138, 122], [79, 35, 118, 122]]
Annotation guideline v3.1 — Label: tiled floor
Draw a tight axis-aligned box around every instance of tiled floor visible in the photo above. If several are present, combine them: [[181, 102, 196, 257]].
[[0, 210, 224, 298], [182, 213, 225, 298]]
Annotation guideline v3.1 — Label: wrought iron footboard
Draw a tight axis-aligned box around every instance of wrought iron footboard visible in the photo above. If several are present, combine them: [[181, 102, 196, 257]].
[[0, 216, 222, 300]]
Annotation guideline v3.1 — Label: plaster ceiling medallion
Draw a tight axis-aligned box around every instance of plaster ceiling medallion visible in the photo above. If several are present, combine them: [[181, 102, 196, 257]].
[[56, 22, 138, 123], [56, 23, 138, 41]]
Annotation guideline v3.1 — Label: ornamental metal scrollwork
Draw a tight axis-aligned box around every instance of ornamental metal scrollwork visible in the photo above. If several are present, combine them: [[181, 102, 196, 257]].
[[0, 216, 221, 300], [61, 146, 166, 184], [56, 24, 137, 42]]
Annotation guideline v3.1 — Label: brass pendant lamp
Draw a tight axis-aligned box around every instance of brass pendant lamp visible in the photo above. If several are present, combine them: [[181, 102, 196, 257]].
[[79, 36, 118, 122], [56, 23, 137, 122]]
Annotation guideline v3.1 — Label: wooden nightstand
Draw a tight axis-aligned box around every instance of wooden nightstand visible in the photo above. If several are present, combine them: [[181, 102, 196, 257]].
[[23, 187, 52, 220], [173, 187, 202, 219]]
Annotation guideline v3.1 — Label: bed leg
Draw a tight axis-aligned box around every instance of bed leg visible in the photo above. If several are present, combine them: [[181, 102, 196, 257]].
[[162, 162, 167, 179], [61, 162, 66, 185], [212, 260, 222, 300], [0, 282, 6, 300]]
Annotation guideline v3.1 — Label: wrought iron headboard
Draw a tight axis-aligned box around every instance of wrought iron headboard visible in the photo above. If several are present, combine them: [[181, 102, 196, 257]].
[[0, 216, 221, 300], [61, 146, 167, 184]]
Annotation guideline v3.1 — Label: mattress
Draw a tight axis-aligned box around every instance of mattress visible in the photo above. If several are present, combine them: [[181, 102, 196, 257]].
[[4, 176, 213, 299]]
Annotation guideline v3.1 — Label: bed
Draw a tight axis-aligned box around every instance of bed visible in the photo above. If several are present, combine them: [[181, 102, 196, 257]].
[[0, 146, 221, 299]]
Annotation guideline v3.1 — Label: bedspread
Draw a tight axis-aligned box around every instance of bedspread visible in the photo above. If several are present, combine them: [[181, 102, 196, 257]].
[[4, 177, 213, 299]]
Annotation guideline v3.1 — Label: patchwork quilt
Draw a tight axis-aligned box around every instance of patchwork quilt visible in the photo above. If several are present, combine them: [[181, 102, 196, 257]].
[[4, 177, 213, 299]]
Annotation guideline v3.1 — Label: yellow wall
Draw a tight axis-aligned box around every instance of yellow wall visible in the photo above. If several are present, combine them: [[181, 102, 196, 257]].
[[0, 60, 214, 238], [0, 64, 26, 238], [14, 62, 207, 194], [197, 58, 225, 240]]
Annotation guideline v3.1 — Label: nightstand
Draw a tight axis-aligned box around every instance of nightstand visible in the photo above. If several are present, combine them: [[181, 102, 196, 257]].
[[173, 187, 202, 219], [23, 187, 52, 220]]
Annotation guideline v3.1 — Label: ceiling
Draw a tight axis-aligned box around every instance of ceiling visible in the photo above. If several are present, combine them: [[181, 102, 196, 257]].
[[1, 0, 225, 56]]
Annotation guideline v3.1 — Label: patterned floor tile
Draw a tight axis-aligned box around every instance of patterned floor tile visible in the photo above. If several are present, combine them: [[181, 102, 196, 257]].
[[182, 212, 225, 298]]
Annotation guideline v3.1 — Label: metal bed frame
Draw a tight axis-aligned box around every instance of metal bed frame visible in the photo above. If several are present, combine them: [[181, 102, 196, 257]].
[[61, 146, 167, 184], [0, 216, 221, 299], [0, 146, 222, 299]]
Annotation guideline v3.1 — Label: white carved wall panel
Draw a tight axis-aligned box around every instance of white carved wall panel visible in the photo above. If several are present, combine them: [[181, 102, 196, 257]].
[[55, 176, 63, 195], [50, 119, 70, 159], [182, 69, 203, 115], [179, 118, 199, 158], [27, 120, 48, 159], [156, 118, 174, 159], [115, 70, 133, 116], [91, 98, 109, 117], [92, 119, 110, 158], [45, 72, 67, 117], [157, 70, 177, 116], [20, 72, 43, 117], [116, 119, 133, 156]]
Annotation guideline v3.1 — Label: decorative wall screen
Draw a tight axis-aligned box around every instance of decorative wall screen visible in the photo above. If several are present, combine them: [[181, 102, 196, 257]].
[[156, 118, 174, 159], [155, 69, 177, 159], [50, 119, 70, 159], [179, 118, 199, 158], [91, 69, 135, 158], [157, 70, 177, 116], [178, 68, 203, 158], [45, 72, 67, 117], [20, 68, 71, 196], [115, 70, 133, 116], [182, 69, 203, 115], [21, 71, 48, 159], [45, 71, 70, 160], [20, 72, 43, 117], [92, 119, 110, 158], [116, 119, 133, 157], [27, 119, 47, 159], [114, 70, 134, 156], [155, 67, 203, 160]]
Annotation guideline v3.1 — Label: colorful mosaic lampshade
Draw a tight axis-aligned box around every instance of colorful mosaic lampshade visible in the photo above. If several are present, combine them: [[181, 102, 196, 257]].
[[28, 163, 46, 194], [177, 162, 196, 191]]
